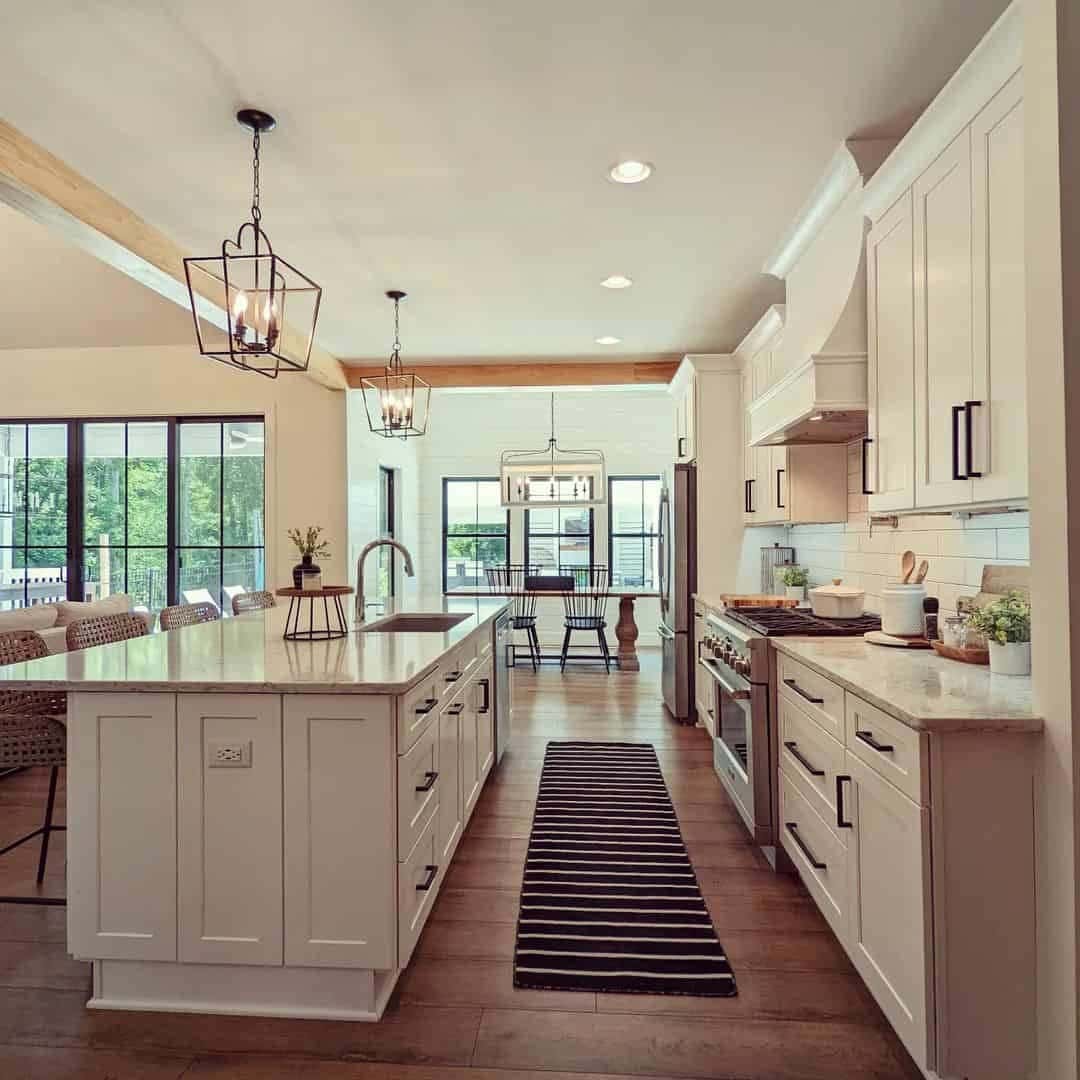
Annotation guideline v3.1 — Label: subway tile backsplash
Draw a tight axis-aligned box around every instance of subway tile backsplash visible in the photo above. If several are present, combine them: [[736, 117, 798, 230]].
[[788, 441, 1029, 614]]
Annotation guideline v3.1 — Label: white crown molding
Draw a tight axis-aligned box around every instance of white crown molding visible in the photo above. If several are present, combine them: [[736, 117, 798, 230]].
[[734, 304, 786, 362], [761, 139, 896, 280], [862, 0, 1022, 221]]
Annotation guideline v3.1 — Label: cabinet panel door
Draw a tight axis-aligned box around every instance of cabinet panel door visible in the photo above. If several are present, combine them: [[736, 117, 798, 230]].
[[914, 131, 974, 507], [460, 695, 481, 824], [845, 752, 934, 1071], [867, 191, 916, 512], [436, 708, 462, 865], [283, 695, 395, 969], [475, 661, 495, 784], [972, 73, 1027, 504], [742, 370, 758, 521], [177, 694, 283, 965], [682, 377, 697, 462], [67, 693, 177, 962]]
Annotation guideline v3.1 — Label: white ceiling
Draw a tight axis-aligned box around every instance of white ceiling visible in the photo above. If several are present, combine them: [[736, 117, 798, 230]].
[[0, 205, 194, 349], [0, 0, 1009, 363]]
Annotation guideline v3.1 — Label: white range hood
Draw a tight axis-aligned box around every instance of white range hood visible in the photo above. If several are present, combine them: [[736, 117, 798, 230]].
[[748, 139, 895, 447]]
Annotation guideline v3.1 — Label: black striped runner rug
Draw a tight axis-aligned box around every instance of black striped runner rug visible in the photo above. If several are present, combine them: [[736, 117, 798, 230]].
[[513, 741, 737, 997]]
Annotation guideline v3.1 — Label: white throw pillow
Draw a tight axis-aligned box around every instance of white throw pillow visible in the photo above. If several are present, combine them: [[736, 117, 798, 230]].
[[54, 593, 131, 627], [0, 605, 59, 632]]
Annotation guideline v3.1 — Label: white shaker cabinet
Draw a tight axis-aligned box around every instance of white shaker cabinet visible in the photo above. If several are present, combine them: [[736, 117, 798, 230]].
[[674, 369, 697, 462]]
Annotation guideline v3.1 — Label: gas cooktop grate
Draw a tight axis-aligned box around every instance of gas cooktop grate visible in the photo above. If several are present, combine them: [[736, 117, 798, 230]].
[[725, 607, 882, 637]]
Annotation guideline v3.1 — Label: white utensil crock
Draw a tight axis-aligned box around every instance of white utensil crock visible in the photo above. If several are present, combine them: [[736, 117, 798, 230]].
[[881, 582, 928, 637]]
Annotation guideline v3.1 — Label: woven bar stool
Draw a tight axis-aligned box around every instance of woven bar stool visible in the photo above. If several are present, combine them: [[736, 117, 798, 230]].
[[0, 629, 67, 906], [232, 590, 276, 616], [65, 612, 150, 651], [159, 600, 220, 631]]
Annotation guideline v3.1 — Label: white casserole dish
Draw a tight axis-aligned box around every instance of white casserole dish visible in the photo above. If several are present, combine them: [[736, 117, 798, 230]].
[[808, 579, 866, 619]]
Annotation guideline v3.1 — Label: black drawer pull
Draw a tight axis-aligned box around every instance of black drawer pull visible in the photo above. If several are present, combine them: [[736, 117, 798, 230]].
[[861, 437, 873, 495], [783, 678, 824, 706], [855, 729, 894, 754], [951, 404, 966, 480], [415, 770, 439, 793], [784, 740, 825, 777], [776, 467, 786, 509], [446, 702, 465, 716], [785, 822, 826, 870], [836, 775, 853, 829], [414, 698, 437, 715], [416, 864, 439, 891], [478, 677, 490, 714], [444, 670, 462, 683], [964, 400, 983, 478]]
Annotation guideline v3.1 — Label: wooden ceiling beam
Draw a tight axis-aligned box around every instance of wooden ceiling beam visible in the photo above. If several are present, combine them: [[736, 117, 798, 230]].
[[0, 119, 347, 391], [344, 358, 680, 389]]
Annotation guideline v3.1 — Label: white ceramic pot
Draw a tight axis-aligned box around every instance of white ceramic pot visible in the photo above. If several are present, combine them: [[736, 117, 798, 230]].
[[881, 582, 928, 637], [989, 640, 1031, 677], [785, 585, 805, 603], [808, 579, 865, 619]]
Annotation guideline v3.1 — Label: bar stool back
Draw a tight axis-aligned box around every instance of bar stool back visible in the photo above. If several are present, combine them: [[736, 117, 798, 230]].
[[487, 564, 541, 670], [159, 600, 220, 631], [232, 590, 276, 616]]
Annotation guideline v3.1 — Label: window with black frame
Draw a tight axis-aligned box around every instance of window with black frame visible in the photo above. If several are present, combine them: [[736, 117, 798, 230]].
[[442, 478, 509, 591], [525, 504, 594, 575], [608, 475, 662, 589]]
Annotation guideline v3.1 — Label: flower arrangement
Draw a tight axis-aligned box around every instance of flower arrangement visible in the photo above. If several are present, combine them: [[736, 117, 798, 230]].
[[287, 526, 331, 560], [965, 590, 1031, 646], [782, 566, 809, 588]]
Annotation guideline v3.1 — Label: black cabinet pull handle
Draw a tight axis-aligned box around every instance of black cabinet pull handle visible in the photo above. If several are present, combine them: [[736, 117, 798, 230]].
[[855, 729, 894, 754], [445, 670, 462, 683], [677, 436, 687, 458], [951, 404, 967, 480], [964, 400, 983, 478], [861, 437, 873, 495], [446, 702, 465, 716], [784, 740, 825, 777], [414, 698, 437, 715], [776, 468, 786, 509], [785, 822, 826, 870], [415, 770, 439, 793], [416, 864, 439, 891], [836, 775, 853, 829], [744, 479, 751, 514], [783, 677, 824, 705], [478, 677, 490, 714]]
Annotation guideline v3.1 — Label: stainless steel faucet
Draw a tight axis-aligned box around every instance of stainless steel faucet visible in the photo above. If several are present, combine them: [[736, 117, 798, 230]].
[[355, 539, 416, 623]]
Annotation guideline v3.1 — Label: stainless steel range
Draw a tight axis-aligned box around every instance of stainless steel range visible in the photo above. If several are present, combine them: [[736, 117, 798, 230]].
[[696, 605, 881, 864]]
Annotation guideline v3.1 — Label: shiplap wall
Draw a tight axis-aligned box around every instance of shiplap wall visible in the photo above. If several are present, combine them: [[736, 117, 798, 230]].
[[789, 440, 1030, 613]]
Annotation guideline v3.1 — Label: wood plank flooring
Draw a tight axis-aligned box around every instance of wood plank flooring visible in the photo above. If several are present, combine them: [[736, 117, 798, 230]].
[[0, 652, 921, 1079]]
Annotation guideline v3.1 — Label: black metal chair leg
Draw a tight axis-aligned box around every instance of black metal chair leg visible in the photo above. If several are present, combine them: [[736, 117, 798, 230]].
[[36, 766, 59, 885], [529, 626, 541, 672], [560, 627, 572, 671], [597, 629, 611, 674]]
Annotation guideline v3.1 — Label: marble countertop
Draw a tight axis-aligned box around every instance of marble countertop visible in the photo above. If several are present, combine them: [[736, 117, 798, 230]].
[[0, 593, 509, 695], [771, 637, 1042, 734]]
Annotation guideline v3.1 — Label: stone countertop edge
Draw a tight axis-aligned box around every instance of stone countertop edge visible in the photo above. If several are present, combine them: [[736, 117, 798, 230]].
[[770, 637, 1043, 735]]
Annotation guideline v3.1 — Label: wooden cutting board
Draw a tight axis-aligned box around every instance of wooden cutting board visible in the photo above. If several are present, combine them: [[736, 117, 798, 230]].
[[720, 594, 799, 609], [864, 630, 932, 649]]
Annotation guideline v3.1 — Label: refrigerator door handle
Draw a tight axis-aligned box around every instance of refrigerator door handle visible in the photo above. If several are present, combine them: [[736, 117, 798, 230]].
[[657, 622, 676, 640]]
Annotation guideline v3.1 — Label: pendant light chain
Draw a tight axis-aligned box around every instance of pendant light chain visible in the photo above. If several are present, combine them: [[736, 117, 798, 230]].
[[250, 128, 262, 223], [390, 294, 403, 373]]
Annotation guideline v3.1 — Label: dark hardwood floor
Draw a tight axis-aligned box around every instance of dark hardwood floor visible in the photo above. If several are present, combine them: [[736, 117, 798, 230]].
[[0, 652, 921, 1079]]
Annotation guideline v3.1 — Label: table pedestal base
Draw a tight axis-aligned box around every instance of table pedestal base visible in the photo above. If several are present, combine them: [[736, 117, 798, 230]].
[[614, 595, 641, 672]]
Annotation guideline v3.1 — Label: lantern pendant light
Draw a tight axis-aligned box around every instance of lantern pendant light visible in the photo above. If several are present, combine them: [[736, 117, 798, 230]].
[[183, 109, 323, 378], [360, 290, 432, 439], [499, 394, 606, 508]]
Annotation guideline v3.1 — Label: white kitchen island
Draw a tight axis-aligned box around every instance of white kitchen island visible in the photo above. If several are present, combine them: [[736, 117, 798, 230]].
[[0, 593, 510, 1021]]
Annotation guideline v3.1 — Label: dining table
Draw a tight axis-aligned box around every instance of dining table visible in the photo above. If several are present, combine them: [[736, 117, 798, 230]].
[[444, 588, 660, 672]]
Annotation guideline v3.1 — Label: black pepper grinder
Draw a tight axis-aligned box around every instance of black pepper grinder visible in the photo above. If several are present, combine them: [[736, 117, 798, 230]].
[[923, 596, 940, 641]]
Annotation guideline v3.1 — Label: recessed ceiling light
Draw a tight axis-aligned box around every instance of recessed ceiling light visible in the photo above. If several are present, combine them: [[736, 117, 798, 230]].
[[601, 274, 633, 289], [609, 160, 653, 184], [595, 335, 622, 345]]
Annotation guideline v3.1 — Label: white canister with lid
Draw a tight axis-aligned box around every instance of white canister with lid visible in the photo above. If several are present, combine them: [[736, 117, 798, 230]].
[[881, 582, 928, 637]]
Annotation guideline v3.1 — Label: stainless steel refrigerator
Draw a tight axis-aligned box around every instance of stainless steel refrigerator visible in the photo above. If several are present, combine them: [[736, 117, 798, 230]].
[[658, 462, 697, 722]]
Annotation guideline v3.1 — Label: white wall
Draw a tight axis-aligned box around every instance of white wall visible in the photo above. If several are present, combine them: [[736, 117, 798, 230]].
[[789, 440, 1029, 614], [2, 344, 348, 591]]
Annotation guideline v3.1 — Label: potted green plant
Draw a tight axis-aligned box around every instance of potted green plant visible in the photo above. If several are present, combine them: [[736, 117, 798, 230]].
[[288, 526, 331, 589], [966, 591, 1031, 676], [782, 566, 809, 603]]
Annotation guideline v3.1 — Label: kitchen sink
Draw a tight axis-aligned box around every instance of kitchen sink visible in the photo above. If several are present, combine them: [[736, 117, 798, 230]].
[[358, 613, 470, 633]]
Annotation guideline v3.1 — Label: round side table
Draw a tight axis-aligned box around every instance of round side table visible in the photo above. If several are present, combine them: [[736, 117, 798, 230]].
[[275, 586, 354, 641]]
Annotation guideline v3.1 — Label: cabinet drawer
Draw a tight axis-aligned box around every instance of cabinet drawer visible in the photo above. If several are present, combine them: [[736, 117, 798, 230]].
[[779, 693, 846, 834], [398, 671, 442, 752], [779, 770, 848, 941], [397, 719, 440, 861], [440, 641, 474, 697], [777, 654, 845, 742], [398, 811, 440, 968], [845, 693, 928, 806]]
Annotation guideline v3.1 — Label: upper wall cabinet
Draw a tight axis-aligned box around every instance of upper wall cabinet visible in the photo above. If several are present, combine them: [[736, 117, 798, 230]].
[[863, 6, 1025, 512]]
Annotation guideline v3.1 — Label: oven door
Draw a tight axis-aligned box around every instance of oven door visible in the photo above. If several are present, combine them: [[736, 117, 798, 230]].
[[701, 659, 756, 832]]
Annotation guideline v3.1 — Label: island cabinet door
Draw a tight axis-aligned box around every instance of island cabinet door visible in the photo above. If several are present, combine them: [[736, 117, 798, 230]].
[[459, 690, 481, 826], [435, 703, 462, 866], [475, 660, 495, 784], [844, 752, 934, 1072], [67, 692, 178, 962], [177, 694, 283, 966], [283, 695, 395, 970]]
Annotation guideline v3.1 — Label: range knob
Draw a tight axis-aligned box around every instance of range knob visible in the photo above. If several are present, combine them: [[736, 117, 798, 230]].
[[735, 656, 752, 678]]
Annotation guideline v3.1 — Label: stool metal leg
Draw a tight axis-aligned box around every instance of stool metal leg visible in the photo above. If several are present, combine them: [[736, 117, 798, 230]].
[[36, 766, 59, 884]]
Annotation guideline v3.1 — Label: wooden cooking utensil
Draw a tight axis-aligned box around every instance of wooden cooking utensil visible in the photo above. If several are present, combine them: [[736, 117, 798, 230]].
[[914, 559, 929, 584], [900, 550, 916, 583]]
